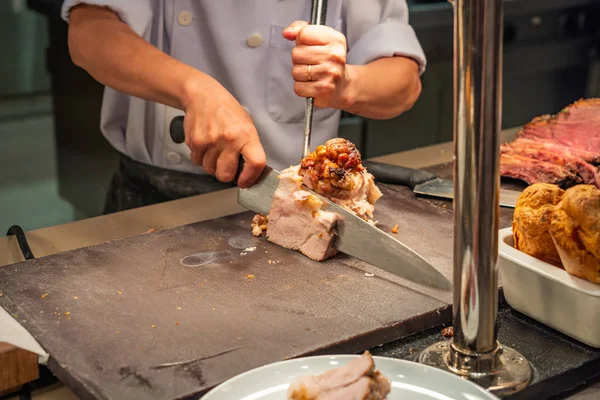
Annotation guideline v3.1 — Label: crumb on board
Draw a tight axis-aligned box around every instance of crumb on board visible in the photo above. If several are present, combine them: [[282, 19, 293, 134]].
[[247, 274, 255, 279], [251, 214, 268, 237], [213, 307, 216, 311], [117, 291, 122, 295], [365, 272, 375, 277], [73, 296, 78, 300], [0, 292, 3, 297], [442, 326, 454, 338], [175, 321, 179, 326], [41, 293, 48, 299], [391, 224, 399, 234], [64, 311, 70, 316], [67, 317, 71, 321], [145, 228, 156, 234], [176, 306, 182, 310], [151, 325, 156, 328]]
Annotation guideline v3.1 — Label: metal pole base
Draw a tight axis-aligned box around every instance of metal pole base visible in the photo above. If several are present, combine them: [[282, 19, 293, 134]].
[[418, 341, 532, 397]]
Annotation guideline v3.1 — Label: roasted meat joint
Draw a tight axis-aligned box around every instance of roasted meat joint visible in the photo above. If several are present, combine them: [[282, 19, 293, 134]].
[[253, 138, 382, 261], [500, 98, 600, 188]]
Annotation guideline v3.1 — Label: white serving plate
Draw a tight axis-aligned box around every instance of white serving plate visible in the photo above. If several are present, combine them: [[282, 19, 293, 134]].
[[498, 227, 600, 348], [202, 354, 500, 400]]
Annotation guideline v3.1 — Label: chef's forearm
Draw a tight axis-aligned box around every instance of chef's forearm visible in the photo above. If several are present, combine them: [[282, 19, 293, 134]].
[[341, 57, 422, 120], [68, 5, 214, 111]]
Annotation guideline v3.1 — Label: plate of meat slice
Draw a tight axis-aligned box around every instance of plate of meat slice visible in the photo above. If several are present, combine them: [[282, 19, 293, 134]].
[[201, 351, 499, 400]]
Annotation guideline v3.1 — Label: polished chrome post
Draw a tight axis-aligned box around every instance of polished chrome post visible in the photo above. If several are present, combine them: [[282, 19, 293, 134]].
[[418, 0, 532, 396], [302, 0, 328, 158]]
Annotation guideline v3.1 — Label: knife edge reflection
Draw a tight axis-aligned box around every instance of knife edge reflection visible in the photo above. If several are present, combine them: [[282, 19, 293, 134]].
[[238, 167, 452, 291]]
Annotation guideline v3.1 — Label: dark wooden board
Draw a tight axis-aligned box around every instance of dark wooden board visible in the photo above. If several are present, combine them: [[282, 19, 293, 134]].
[[0, 162, 518, 400]]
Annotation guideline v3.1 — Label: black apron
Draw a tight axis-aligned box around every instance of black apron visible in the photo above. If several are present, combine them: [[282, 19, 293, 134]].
[[103, 154, 235, 214]]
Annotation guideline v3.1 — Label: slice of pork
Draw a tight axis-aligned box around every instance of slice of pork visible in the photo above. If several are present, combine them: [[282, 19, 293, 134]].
[[287, 351, 391, 400], [266, 165, 340, 261]]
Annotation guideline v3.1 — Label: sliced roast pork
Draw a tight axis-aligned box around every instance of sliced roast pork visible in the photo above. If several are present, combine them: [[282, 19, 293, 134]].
[[500, 98, 600, 188], [265, 165, 340, 261], [287, 351, 391, 400], [265, 139, 382, 261]]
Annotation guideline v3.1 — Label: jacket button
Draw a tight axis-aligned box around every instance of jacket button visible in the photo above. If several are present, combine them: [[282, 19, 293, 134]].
[[167, 151, 182, 165], [178, 11, 193, 26], [246, 33, 263, 48]]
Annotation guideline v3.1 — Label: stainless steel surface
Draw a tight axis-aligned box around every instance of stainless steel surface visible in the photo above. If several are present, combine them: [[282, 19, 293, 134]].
[[419, 0, 532, 394], [498, 228, 600, 349], [413, 178, 520, 208], [302, 0, 328, 158], [237, 166, 280, 215], [418, 341, 532, 397], [451, 0, 504, 357], [238, 166, 452, 291]]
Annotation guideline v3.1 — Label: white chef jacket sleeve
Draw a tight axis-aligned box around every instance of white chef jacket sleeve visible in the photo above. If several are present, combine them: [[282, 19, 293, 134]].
[[61, 0, 152, 37], [344, 0, 427, 75]]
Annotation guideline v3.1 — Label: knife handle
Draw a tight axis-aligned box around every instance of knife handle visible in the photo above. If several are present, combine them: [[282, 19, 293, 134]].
[[362, 160, 436, 189], [169, 116, 245, 184]]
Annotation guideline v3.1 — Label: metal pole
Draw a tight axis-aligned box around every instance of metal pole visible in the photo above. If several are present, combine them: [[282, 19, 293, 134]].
[[418, 0, 532, 395], [302, 0, 328, 158]]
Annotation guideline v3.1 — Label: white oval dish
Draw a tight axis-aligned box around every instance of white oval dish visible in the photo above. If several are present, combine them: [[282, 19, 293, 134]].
[[498, 227, 600, 348], [202, 354, 500, 400]]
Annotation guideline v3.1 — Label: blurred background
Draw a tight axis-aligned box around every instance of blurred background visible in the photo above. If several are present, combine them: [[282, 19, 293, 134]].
[[0, 0, 599, 232]]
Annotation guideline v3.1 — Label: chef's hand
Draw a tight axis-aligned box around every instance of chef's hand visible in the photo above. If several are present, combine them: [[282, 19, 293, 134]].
[[283, 21, 351, 109], [182, 80, 266, 188]]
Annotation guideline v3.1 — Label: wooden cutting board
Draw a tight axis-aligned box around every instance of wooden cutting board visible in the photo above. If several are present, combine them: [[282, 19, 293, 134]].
[[0, 163, 516, 400]]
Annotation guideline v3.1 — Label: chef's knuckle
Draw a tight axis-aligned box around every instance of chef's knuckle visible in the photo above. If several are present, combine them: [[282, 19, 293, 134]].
[[291, 47, 302, 63], [221, 130, 238, 144], [248, 157, 266, 170], [327, 66, 342, 81], [334, 32, 347, 46], [329, 50, 346, 66], [318, 81, 334, 95], [217, 170, 235, 183], [190, 135, 205, 149]]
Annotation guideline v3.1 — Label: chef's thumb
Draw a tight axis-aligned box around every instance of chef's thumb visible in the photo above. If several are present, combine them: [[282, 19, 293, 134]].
[[283, 20, 309, 41]]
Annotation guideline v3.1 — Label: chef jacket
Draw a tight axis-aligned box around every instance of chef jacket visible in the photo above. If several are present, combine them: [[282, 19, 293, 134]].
[[61, 0, 426, 173]]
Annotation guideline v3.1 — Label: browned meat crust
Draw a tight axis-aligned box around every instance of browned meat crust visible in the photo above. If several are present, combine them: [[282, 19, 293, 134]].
[[512, 183, 565, 266], [500, 98, 600, 188], [549, 185, 600, 283]]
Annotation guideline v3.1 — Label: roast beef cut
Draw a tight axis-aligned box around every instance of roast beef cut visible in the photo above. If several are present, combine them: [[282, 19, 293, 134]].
[[287, 351, 391, 400], [500, 98, 600, 188], [264, 139, 382, 261]]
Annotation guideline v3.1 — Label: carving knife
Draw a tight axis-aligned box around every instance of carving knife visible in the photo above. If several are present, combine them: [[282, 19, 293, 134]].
[[362, 161, 520, 208], [169, 119, 452, 291]]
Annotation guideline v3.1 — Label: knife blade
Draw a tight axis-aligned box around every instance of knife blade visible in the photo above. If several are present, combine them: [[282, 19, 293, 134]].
[[238, 166, 452, 292], [169, 117, 451, 291], [363, 160, 520, 208]]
